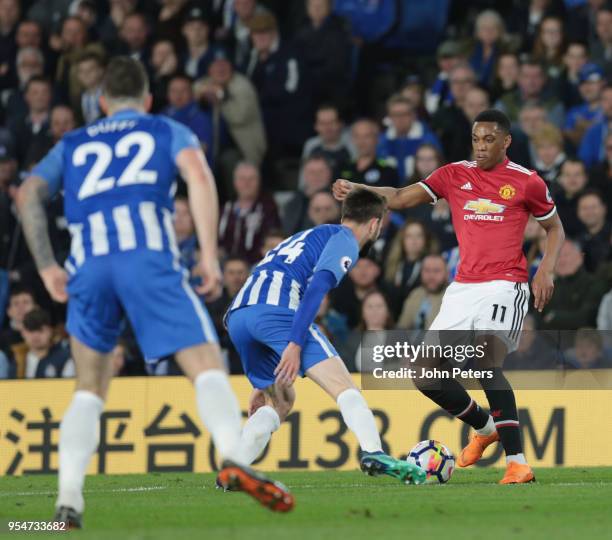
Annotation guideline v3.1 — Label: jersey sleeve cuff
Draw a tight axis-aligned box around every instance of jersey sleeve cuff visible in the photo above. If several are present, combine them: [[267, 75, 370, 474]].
[[533, 206, 557, 221], [417, 181, 438, 204]]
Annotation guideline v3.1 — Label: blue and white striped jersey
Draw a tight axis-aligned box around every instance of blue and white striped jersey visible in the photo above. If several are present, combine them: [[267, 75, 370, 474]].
[[228, 224, 359, 313], [31, 109, 200, 273]]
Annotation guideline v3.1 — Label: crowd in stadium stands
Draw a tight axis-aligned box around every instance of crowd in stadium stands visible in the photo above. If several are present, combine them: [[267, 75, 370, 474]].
[[1, 0, 612, 379]]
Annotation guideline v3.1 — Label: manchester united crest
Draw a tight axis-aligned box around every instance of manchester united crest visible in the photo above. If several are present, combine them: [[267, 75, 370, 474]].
[[499, 184, 516, 200]]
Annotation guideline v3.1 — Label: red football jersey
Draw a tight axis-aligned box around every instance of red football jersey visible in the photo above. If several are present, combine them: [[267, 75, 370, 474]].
[[419, 158, 556, 283]]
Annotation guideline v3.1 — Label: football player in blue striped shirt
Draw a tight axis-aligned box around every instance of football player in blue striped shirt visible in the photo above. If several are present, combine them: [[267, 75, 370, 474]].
[[225, 189, 426, 485], [16, 57, 293, 526]]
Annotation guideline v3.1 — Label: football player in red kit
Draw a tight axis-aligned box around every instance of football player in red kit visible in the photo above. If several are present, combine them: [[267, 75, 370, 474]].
[[333, 109, 565, 484]]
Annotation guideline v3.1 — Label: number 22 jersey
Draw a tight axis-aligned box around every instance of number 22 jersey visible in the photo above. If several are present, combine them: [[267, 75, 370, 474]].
[[32, 109, 200, 273]]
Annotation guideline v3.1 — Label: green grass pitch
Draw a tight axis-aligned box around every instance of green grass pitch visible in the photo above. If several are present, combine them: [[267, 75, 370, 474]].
[[1, 468, 611, 539]]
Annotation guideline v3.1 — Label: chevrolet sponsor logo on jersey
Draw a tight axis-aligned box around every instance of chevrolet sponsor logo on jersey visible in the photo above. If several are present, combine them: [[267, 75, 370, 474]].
[[463, 199, 506, 221]]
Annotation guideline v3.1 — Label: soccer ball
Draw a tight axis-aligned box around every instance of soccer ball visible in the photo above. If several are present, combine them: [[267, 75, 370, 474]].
[[406, 440, 455, 484]]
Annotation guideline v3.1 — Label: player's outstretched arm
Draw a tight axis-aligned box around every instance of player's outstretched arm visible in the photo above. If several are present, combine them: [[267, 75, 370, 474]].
[[532, 213, 565, 312], [333, 179, 433, 210], [176, 147, 222, 299], [16, 176, 68, 303]]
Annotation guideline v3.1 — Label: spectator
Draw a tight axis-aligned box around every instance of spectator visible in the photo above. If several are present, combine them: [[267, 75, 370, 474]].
[[54, 16, 105, 111], [98, 0, 138, 47], [431, 63, 478, 158], [398, 76, 429, 121], [532, 15, 566, 78], [149, 39, 178, 112], [490, 52, 520, 102], [218, 0, 268, 67], [206, 255, 250, 331], [406, 143, 445, 187], [8, 75, 51, 165], [433, 86, 490, 163], [243, 12, 311, 159], [195, 51, 267, 172], [505, 313, 557, 370], [384, 220, 438, 300], [566, 0, 607, 47], [24, 104, 76, 171], [396, 254, 448, 330], [509, 103, 548, 168], [15, 19, 43, 51], [564, 63, 605, 147], [0, 287, 36, 353], [589, 132, 612, 203], [1, 47, 45, 125], [163, 74, 214, 161], [538, 239, 608, 330], [551, 159, 588, 237], [579, 85, 612, 167], [156, 0, 191, 47], [425, 40, 467, 115], [559, 41, 589, 109], [433, 63, 477, 126], [21, 309, 74, 379], [331, 256, 389, 329], [294, 0, 352, 109], [218, 162, 281, 264], [344, 290, 395, 372], [75, 50, 105, 124], [469, 9, 506, 88], [591, 6, 612, 77], [181, 5, 219, 80], [307, 191, 340, 226], [302, 104, 353, 177], [564, 327, 612, 369], [174, 195, 197, 276], [495, 58, 565, 127], [576, 190, 611, 273], [282, 155, 333, 235], [531, 122, 566, 183], [508, 0, 566, 52], [377, 95, 440, 184], [339, 119, 398, 188], [118, 12, 150, 66]]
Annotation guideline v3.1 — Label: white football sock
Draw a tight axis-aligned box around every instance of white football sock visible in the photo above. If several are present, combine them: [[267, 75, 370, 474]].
[[194, 369, 243, 464], [56, 391, 104, 513], [476, 415, 496, 436], [506, 453, 527, 465], [337, 389, 382, 453], [238, 405, 281, 465]]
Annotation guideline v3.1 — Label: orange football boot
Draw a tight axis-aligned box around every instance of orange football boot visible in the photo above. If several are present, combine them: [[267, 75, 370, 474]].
[[217, 460, 295, 512], [456, 431, 500, 467], [499, 462, 536, 484]]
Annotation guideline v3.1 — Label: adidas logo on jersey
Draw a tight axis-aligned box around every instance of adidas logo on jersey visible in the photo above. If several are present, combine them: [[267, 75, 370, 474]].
[[461, 182, 473, 190]]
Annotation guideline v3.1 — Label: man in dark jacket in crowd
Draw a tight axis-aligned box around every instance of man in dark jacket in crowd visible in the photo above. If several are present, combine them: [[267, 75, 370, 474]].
[[538, 240, 608, 331]]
